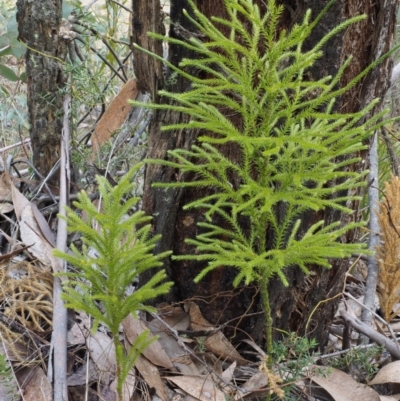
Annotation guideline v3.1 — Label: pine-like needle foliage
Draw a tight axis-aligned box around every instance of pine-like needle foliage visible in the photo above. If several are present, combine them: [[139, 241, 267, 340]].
[[54, 163, 172, 397], [135, 0, 385, 288], [133, 0, 392, 369]]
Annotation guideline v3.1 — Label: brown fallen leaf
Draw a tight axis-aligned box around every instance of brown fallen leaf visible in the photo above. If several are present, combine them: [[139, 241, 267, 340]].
[[165, 375, 225, 401], [134, 354, 168, 401], [186, 302, 214, 332], [221, 361, 236, 383], [159, 304, 190, 331], [369, 361, 400, 386], [110, 368, 136, 401], [147, 318, 200, 375], [67, 360, 98, 386], [122, 313, 174, 369], [0, 173, 12, 201], [185, 302, 248, 365], [88, 331, 116, 386], [308, 366, 380, 401], [67, 312, 91, 345], [91, 79, 138, 151], [234, 371, 268, 400], [16, 366, 52, 401], [0, 203, 13, 213], [205, 331, 248, 365], [0, 172, 13, 214], [31, 202, 56, 247], [9, 174, 61, 272]]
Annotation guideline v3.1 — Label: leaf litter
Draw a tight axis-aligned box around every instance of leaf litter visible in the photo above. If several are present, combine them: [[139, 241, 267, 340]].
[[2, 167, 400, 401]]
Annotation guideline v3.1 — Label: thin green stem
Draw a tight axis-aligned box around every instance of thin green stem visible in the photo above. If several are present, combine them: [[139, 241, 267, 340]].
[[114, 336, 123, 401], [260, 274, 273, 401], [260, 276, 273, 368]]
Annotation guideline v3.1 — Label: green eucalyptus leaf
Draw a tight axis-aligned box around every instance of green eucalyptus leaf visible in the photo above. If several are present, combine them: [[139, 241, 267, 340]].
[[62, 1, 75, 18], [0, 45, 10, 57], [0, 64, 19, 81], [1, 33, 25, 59]]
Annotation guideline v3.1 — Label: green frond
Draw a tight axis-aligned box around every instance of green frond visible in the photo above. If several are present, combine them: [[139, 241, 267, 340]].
[[54, 165, 172, 390], [136, 0, 387, 306]]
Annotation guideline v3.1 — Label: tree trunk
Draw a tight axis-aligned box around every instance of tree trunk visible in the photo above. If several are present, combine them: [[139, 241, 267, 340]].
[[133, 0, 399, 348], [17, 0, 67, 184]]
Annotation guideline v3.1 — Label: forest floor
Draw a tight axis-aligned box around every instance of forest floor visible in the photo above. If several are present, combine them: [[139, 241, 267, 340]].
[[1, 1, 400, 400]]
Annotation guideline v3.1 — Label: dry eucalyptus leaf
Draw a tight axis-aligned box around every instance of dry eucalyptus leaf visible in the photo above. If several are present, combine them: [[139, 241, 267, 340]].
[[88, 331, 116, 385], [242, 338, 266, 357], [122, 313, 173, 369], [31, 202, 56, 246], [67, 312, 90, 345], [9, 176, 61, 271], [369, 361, 400, 385], [159, 304, 190, 331], [204, 331, 248, 365], [221, 361, 236, 383], [17, 366, 52, 401], [0, 173, 12, 201], [234, 371, 268, 400], [309, 366, 380, 401], [67, 360, 98, 386], [146, 318, 200, 375], [0, 203, 13, 213], [165, 375, 225, 401], [110, 368, 136, 401], [134, 354, 168, 401], [185, 302, 248, 365], [186, 302, 214, 331]]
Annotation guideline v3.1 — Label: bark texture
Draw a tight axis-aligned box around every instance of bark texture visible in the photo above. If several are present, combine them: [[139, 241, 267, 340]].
[[133, 0, 399, 348], [17, 0, 66, 183]]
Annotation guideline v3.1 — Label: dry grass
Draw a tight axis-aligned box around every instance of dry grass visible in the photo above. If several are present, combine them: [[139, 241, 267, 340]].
[[376, 174, 400, 321]]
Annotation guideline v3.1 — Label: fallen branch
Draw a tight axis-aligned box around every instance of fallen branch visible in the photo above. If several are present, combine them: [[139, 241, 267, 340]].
[[0, 139, 30, 154], [340, 310, 400, 360]]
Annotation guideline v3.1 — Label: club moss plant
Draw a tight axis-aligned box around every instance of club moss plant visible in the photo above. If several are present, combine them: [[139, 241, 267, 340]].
[[132, 0, 392, 372], [54, 163, 172, 400]]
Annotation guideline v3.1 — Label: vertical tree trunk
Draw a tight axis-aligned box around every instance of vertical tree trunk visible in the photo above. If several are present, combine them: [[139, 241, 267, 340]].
[[17, 0, 67, 184], [133, 0, 399, 348]]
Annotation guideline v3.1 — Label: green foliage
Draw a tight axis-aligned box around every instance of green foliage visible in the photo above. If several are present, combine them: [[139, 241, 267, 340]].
[[272, 333, 319, 399], [0, 353, 18, 401], [0, 0, 28, 134], [0, 64, 18, 82], [132, 0, 394, 378], [329, 345, 383, 383], [272, 333, 318, 381], [0, 0, 25, 59], [135, 0, 386, 288], [54, 163, 172, 398]]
